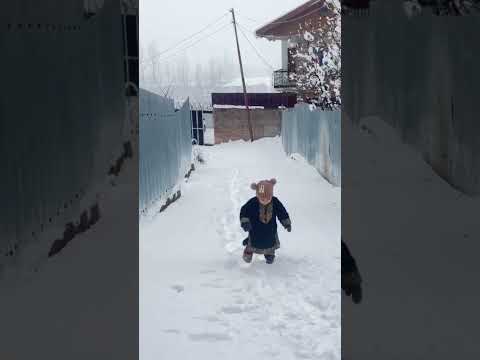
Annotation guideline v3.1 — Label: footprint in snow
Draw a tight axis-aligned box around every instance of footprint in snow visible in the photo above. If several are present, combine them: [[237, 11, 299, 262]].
[[171, 284, 184, 293], [192, 315, 222, 323], [200, 269, 216, 274], [262, 349, 280, 357], [224, 242, 240, 253], [188, 332, 232, 342], [295, 350, 315, 359], [221, 305, 244, 314], [200, 282, 224, 289], [285, 312, 301, 320]]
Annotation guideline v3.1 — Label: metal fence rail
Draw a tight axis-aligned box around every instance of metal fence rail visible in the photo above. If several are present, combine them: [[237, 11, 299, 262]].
[[139, 89, 192, 213], [281, 104, 341, 186]]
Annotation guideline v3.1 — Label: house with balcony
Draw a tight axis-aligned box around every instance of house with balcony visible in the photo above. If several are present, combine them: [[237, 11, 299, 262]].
[[255, 0, 336, 98]]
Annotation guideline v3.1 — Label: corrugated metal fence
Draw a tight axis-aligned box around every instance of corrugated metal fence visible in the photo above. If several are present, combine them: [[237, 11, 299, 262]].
[[139, 89, 192, 214], [343, 3, 480, 194], [281, 104, 341, 186], [1, 0, 127, 278]]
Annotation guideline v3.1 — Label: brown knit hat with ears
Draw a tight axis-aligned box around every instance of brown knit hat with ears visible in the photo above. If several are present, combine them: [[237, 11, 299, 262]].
[[250, 178, 277, 202]]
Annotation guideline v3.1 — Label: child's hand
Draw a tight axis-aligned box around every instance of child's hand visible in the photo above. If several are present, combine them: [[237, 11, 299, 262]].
[[281, 219, 291, 232], [241, 221, 251, 232]]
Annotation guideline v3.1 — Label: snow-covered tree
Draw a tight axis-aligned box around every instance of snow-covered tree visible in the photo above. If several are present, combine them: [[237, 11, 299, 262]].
[[207, 58, 220, 89], [341, 0, 371, 14], [403, 0, 480, 16], [222, 51, 236, 83], [340, 0, 480, 16], [147, 41, 160, 82], [290, 0, 341, 110], [194, 63, 204, 88]]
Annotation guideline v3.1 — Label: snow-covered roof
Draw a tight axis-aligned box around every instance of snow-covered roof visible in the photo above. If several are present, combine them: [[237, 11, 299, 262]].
[[213, 104, 265, 109], [255, 0, 330, 40]]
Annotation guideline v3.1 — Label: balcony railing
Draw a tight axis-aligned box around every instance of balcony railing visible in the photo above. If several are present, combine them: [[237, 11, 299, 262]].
[[273, 70, 296, 89]]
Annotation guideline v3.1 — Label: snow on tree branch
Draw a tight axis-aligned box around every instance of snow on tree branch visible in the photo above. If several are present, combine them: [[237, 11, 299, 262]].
[[402, 0, 480, 17], [291, 0, 341, 110]]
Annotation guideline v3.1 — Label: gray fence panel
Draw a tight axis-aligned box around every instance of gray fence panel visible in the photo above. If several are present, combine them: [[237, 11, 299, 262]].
[[139, 89, 192, 213], [281, 104, 341, 186], [343, 3, 480, 194], [0, 0, 127, 276]]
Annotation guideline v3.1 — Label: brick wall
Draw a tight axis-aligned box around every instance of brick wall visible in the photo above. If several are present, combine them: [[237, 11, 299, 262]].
[[213, 108, 282, 144]]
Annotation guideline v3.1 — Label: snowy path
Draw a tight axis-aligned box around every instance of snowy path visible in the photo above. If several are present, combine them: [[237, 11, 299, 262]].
[[140, 137, 340, 360]]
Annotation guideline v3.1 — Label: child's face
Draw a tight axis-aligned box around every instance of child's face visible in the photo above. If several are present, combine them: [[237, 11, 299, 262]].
[[258, 195, 272, 205], [256, 182, 273, 205]]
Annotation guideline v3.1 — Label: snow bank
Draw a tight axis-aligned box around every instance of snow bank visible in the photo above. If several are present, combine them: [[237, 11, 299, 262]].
[[213, 104, 265, 109], [342, 117, 480, 359]]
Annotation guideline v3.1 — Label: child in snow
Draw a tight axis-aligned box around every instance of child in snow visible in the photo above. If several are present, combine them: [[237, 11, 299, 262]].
[[239, 179, 291, 264]]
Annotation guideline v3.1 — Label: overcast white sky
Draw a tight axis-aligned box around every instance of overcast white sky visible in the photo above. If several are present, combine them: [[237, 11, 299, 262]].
[[140, 0, 307, 77]]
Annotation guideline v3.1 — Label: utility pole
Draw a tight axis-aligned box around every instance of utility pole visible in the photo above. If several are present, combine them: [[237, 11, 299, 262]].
[[230, 8, 254, 142]]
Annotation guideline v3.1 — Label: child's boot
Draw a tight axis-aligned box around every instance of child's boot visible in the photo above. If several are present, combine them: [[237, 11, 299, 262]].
[[264, 254, 275, 264], [243, 248, 253, 263]]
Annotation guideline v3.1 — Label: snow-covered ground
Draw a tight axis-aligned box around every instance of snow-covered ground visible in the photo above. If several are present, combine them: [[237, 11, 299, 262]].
[[140, 137, 341, 360], [0, 149, 138, 359], [342, 116, 480, 359]]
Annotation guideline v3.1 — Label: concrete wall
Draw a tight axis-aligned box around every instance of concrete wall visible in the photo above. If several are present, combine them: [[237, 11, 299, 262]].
[[0, 0, 129, 277], [213, 108, 282, 144]]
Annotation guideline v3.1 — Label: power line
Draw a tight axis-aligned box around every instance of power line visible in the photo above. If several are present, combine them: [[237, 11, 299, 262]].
[[236, 22, 275, 71], [141, 12, 229, 64], [235, 22, 258, 37], [236, 13, 262, 24], [143, 22, 231, 67], [156, 12, 228, 58], [158, 22, 231, 63]]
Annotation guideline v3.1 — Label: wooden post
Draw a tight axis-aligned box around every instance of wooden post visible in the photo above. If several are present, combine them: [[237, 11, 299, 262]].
[[230, 8, 254, 142]]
